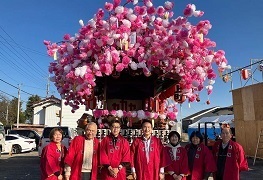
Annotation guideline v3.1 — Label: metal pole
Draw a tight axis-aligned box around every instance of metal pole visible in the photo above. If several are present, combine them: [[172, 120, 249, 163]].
[[6, 104, 8, 125], [16, 84, 21, 128], [46, 74, 50, 98], [230, 69, 233, 91], [251, 59, 253, 85], [59, 97, 63, 126]]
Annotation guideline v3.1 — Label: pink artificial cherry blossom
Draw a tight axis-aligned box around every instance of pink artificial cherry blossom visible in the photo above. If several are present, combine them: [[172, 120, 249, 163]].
[[44, 0, 229, 120]]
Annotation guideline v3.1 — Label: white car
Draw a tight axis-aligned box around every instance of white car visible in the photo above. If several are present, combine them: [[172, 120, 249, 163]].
[[4, 134, 36, 154]]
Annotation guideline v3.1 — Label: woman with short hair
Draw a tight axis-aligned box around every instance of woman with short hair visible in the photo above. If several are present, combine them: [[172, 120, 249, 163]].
[[185, 131, 216, 180], [161, 131, 188, 180], [40, 128, 67, 180]]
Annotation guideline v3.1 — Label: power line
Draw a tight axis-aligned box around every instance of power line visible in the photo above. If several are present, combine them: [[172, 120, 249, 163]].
[[0, 68, 19, 83], [0, 78, 45, 98], [0, 37, 47, 79], [0, 40, 48, 57], [0, 89, 16, 98], [0, 46, 45, 85], [0, 26, 48, 77]]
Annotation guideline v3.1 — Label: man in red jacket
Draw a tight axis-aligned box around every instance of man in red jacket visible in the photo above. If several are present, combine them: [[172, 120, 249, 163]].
[[100, 119, 130, 179], [130, 119, 164, 180], [212, 124, 248, 180], [64, 122, 100, 180]]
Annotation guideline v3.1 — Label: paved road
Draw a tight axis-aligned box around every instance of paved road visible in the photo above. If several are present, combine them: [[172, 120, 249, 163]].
[[0, 151, 40, 180], [0, 151, 262, 180]]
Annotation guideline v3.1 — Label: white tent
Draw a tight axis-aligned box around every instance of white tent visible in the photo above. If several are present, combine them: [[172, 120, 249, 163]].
[[188, 115, 234, 140], [188, 115, 235, 129]]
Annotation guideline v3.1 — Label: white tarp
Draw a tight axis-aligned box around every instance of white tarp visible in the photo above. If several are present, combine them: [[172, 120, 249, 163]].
[[187, 115, 234, 140], [188, 115, 235, 129]]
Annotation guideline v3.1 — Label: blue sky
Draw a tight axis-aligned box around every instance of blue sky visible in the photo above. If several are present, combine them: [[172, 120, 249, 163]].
[[1, 0, 263, 118]]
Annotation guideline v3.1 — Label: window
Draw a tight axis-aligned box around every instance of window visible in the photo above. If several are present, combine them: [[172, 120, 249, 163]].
[[6, 136, 18, 140]]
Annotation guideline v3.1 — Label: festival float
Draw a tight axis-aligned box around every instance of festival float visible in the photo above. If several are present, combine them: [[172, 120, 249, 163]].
[[44, 0, 230, 143]]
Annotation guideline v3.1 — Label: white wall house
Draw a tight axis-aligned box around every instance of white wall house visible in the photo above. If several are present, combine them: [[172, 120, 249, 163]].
[[32, 96, 61, 126], [60, 100, 92, 128], [32, 96, 92, 128]]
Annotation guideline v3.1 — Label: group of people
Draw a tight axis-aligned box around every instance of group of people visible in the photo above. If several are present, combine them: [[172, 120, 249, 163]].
[[40, 120, 248, 180]]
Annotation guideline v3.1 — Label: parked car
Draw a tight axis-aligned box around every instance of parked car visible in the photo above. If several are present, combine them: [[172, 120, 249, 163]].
[[38, 126, 77, 157], [4, 134, 36, 154], [8, 129, 40, 150], [0, 122, 5, 155]]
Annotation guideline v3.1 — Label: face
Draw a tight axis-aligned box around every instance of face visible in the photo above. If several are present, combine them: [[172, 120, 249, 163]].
[[52, 130, 63, 143], [142, 122, 152, 137], [110, 122, 121, 137], [221, 128, 232, 143], [191, 135, 201, 145], [85, 124, 97, 140], [170, 134, 179, 144]]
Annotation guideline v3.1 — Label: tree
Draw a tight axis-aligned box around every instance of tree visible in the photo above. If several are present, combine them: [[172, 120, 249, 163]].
[[24, 95, 41, 124], [0, 94, 10, 125], [8, 98, 24, 125]]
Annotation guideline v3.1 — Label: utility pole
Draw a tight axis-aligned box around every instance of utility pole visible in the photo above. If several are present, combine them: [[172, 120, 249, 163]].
[[6, 104, 8, 125], [16, 84, 21, 128], [46, 74, 50, 98]]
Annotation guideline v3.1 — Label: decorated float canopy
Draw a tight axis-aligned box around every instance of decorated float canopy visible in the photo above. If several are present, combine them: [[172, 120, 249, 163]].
[[44, 0, 230, 124]]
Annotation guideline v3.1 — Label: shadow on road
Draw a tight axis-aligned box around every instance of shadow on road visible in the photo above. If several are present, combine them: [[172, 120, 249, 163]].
[[0, 152, 40, 180]]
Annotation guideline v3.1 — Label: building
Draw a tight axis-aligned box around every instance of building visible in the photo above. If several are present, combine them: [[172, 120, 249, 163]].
[[182, 106, 233, 132], [32, 96, 92, 128]]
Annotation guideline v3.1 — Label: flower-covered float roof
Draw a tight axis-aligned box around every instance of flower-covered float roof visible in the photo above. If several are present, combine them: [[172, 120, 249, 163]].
[[44, 0, 230, 120]]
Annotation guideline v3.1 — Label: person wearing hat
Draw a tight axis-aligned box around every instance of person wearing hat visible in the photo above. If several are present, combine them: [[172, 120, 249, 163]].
[[185, 131, 216, 180], [212, 124, 248, 180], [161, 131, 188, 180]]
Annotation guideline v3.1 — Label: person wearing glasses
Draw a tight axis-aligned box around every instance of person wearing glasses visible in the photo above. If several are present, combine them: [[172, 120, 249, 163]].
[[212, 124, 248, 180], [64, 122, 100, 180], [185, 131, 216, 180], [100, 119, 130, 180], [130, 119, 164, 180]]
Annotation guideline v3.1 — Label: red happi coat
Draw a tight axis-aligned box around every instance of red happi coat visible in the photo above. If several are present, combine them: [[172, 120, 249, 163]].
[[212, 140, 248, 180], [162, 145, 188, 180], [100, 135, 130, 180], [185, 143, 216, 180], [64, 136, 100, 180], [40, 142, 67, 180], [130, 136, 163, 180]]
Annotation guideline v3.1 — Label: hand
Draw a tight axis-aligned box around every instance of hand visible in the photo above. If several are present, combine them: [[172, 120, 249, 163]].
[[64, 175, 70, 180], [159, 173, 165, 180], [172, 174, 178, 180], [175, 175, 183, 180], [132, 172, 137, 180], [108, 166, 117, 178], [57, 174, 63, 180], [112, 168, 119, 177]]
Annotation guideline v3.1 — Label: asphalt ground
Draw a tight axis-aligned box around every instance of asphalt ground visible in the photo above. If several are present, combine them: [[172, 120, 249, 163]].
[[0, 151, 262, 179]]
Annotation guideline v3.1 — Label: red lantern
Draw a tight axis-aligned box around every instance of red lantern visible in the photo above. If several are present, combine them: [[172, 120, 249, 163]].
[[241, 69, 249, 80]]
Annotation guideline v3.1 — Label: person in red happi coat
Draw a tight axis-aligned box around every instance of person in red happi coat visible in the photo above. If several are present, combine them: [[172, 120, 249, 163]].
[[130, 119, 164, 180], [64, 122, 100, 180], [40, 128, 67, 180], [212, 124, 248, 180], [100, 119, 130, 180], [185, 131, 216, 180], [162, 131, 188, 180]]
